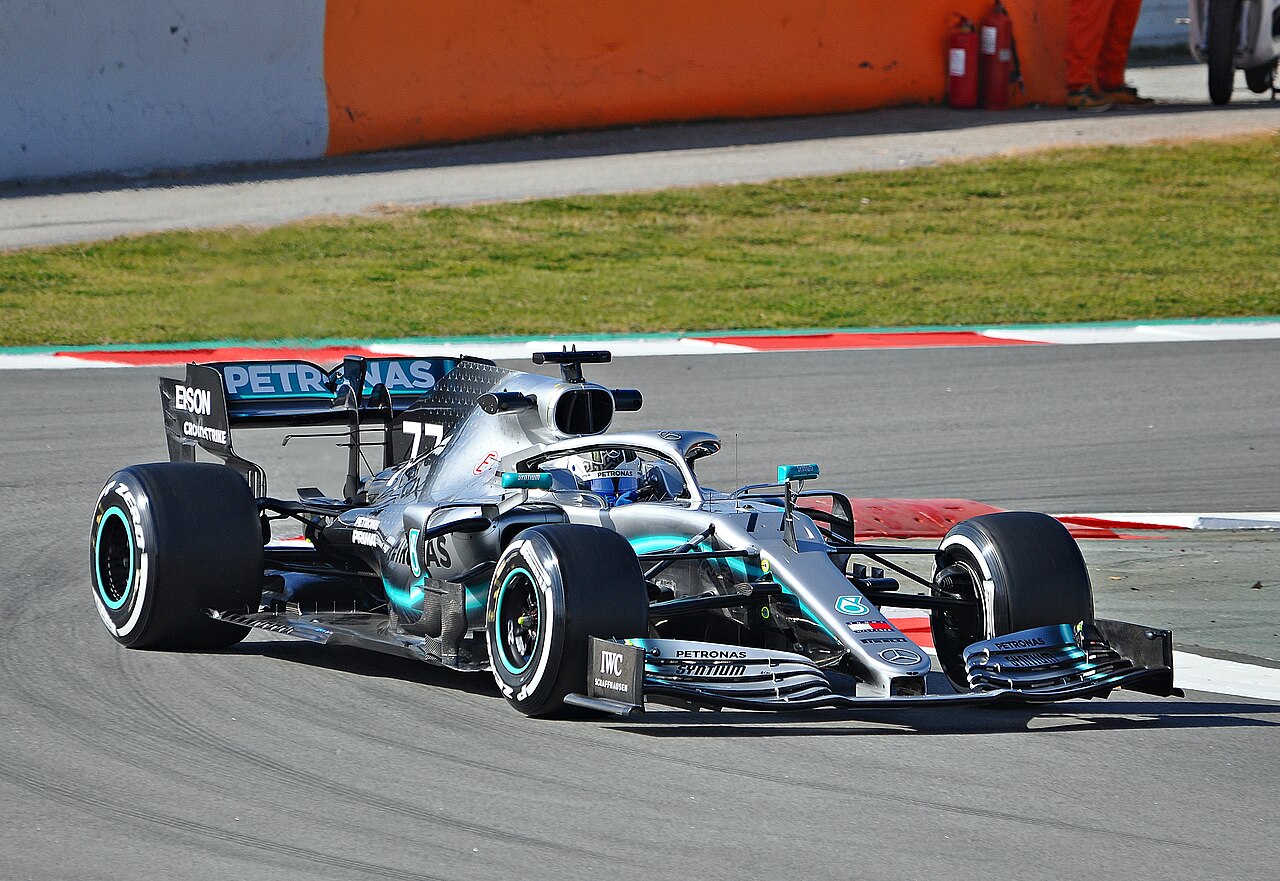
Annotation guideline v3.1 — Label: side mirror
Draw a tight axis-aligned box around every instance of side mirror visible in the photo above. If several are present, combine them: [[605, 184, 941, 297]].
[[778, 463, 820, 483]]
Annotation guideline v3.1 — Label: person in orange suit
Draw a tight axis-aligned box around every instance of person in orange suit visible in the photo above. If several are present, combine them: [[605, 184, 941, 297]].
[[1064, 0, 1155, 110]]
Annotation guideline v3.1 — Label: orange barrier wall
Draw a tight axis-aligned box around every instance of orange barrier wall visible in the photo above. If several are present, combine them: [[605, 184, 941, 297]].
[[324, 1, 1069, 157]]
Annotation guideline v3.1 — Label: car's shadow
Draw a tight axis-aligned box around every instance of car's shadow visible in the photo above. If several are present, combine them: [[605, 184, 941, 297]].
[[228, 637, 498, 699], [614, 698, 1280, 737], [225, 637, 1278, 734]]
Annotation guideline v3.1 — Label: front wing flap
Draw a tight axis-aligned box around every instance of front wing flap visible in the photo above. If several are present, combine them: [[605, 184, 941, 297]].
[[962, 621, 1176, 697], [569, 620, 1176, 716]]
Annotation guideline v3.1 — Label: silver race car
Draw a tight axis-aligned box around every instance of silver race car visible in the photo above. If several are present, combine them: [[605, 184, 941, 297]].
[[90, 349, 1176, 716]]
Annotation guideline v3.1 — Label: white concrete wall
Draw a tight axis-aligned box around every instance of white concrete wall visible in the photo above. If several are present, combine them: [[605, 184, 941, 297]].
[[1135, 0, 1191, 48], [1, 1, 328, 182]]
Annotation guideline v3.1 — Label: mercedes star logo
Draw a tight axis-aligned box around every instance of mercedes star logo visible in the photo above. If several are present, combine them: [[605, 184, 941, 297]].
[[879, 648, 923, 666]]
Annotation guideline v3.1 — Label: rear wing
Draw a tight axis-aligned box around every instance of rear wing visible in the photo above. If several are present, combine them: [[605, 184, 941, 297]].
[[159, 355, 483, 497]]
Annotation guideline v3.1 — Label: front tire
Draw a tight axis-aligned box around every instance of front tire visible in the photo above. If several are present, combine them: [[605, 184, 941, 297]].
[[930, 512, 1094, 690], [1207, 0, 1238, 105], [486, 525, 648, 716], [91, 463, 264, 649]]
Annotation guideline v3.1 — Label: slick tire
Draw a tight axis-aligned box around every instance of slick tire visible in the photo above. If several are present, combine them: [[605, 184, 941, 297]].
[[91, 463, 263, 650], [931, 512, 1094, 691], [487, 525, 648, 716]]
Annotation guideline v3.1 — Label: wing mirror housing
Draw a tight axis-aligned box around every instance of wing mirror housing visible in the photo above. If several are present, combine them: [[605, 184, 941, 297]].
[[778, 463, 820, 483]]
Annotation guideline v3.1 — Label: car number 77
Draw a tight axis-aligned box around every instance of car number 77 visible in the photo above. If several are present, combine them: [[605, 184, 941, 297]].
[[401, 421, 446, 459]]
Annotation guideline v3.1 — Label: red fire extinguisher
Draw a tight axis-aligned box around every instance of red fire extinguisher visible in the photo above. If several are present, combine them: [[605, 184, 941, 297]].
[[979, 1, 1013, 110], [948, 15, 979, 109]]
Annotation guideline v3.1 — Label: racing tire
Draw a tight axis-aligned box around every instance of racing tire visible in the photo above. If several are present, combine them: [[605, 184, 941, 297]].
[[91, 463, 264, 650], [1244, 61, 1276, 94], [930, 512, 1094, 691], [1207, 0, 1238, 106], [486, 524, 648, 716]]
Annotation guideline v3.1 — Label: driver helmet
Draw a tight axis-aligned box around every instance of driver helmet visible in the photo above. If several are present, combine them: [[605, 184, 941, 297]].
[[565, 449, 642, 506]]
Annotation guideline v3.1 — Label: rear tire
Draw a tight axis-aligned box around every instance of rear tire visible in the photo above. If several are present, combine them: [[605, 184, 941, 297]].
[[1207, 0, 1238, 105], [931, 512, 1094, 690], [1244, 60, 1276, 93], [90, 463, 264, 649], [487, 525, 648, 716]]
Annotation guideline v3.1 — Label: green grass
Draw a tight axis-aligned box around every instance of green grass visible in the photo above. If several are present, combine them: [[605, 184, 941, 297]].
[[2, 134, 1279, 347]]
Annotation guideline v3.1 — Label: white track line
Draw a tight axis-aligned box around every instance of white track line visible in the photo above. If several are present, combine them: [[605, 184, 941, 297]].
[[1067, 512, 1280, 530], [983, 321, 1280, 345], [0, 353, 120, 369], [1173, 652, 1280, 704]]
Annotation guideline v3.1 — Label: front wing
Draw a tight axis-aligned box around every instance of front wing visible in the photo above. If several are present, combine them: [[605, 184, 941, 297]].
[[568, 619, 1177, 716]]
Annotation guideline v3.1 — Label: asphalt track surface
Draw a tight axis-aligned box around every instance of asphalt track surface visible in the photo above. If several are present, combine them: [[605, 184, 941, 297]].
[[2, 344, 1278, 881]]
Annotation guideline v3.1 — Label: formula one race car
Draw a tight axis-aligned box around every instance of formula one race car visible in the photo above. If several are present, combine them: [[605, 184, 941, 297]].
[[90, 350, 1177, 716]]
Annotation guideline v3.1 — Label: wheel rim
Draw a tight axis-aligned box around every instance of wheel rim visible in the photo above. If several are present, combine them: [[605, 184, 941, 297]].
[[932, 558, 986, 687], [494, 568, 541, 674], [94, 506, 135, 611]]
